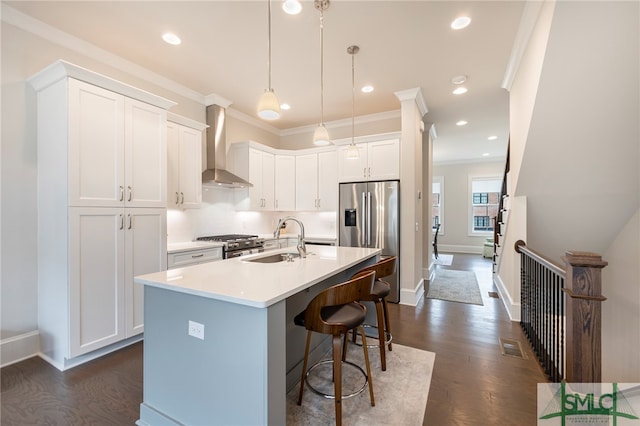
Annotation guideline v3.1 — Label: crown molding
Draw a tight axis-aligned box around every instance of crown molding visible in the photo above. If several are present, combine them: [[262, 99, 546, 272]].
[[501, 1, 545, 91], [394, 87, 429, 117], [279, 109, 401, 137], [225, 107, 281, 136]]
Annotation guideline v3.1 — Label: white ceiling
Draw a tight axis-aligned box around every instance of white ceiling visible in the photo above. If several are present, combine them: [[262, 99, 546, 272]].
[[6, 0, 525, 164]]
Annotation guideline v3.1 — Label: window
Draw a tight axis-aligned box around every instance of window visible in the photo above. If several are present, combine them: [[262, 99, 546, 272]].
[[432, 176, 443, 232], [469, 177, 501, 234]]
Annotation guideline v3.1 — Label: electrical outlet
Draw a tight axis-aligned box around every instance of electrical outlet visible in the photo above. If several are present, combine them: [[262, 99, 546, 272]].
[[188, 320, 204, 340]]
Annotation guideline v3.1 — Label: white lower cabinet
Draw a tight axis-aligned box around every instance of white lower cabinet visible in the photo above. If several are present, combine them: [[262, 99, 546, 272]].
[[167, 247, 223, 269], [67, 207, 166, 360]]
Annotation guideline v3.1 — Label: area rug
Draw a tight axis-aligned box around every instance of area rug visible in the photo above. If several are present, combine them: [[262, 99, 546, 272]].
[[432, 254, 453, 266], [427, 269, 484, 305], [287, 344, 435, 425]]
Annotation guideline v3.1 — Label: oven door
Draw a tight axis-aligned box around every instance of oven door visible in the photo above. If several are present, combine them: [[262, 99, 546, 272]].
[[225, 247, 264, 259]]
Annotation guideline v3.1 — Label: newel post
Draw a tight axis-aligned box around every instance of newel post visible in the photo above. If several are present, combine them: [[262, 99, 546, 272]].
[[562, 251, 608, 383]]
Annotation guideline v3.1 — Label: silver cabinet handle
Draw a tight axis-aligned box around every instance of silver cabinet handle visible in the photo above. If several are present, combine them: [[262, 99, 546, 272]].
[[363, 168, 367, 178], [180, 192, 184, 204], [275, 199, 278, 209], [127, 213, 132, 230], [175, 192, 180, 204], [119, 186, 124, 202], [191, 253, 204, 258], [119, 214, 124, 230], [127, 186, 132, 202], [368, 167, 371, 178]]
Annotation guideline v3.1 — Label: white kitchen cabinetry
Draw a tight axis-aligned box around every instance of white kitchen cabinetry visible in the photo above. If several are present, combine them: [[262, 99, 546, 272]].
[[274, 154, 296, 211], [167, 115, 205, 209], [229, 143, 275, 211], [295, 150, 337, 211], [68, 78, 167, 207], [29, 60, 174, 370], [338, 138, 399, 182], [167, 246, 223, 269]]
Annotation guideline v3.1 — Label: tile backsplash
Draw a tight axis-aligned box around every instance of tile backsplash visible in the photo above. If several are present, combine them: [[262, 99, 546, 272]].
[[167, 186, 337, 243]]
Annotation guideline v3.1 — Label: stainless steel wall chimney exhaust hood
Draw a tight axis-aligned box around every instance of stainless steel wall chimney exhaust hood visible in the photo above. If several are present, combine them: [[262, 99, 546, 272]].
[[202, 104, 253, 188]]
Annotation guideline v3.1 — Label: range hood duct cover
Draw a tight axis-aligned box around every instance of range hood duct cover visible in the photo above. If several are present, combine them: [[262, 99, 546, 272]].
[[202, 104, 253, 188]]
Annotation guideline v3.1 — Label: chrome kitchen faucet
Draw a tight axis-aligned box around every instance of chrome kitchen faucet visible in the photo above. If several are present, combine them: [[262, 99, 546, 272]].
[[274, 217, 307, 258]]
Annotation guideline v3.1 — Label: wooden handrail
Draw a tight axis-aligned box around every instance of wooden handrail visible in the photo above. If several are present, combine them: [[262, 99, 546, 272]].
[[514, 240, 566, 278]]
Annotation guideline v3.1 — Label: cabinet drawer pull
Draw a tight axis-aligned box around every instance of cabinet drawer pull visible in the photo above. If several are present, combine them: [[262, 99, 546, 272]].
[[128, 213, 132, 230], [119, 186, 124, 202], [175, 192, 180, 204], [180, 192, 184, 204], [127, 186, 132, 202], [191, 253, 204, 258], [119, 214, 124, 230]]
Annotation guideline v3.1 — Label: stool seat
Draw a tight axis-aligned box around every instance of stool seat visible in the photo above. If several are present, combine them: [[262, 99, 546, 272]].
[[294, 303, 366, 330], [371, 280, 391, 298]]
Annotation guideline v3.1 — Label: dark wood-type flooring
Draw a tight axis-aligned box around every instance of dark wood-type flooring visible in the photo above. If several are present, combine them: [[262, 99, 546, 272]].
[[1, 253, 547, 425]]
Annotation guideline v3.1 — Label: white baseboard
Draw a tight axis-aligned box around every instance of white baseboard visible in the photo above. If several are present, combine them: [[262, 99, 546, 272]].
[[438, 244, 483, 254], [0, 330, 40, 367], [493, 274, 521, 321], [400, 278, 424, 306]]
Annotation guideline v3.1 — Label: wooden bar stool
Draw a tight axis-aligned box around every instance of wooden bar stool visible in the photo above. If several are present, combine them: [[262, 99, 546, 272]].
[[294, 270, 376, 425], [351, 256, 397, 371]]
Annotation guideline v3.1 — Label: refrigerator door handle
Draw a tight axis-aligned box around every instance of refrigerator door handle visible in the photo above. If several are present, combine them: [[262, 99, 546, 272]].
[[367, 191, 372, 246], [361, 191, 367, 246]]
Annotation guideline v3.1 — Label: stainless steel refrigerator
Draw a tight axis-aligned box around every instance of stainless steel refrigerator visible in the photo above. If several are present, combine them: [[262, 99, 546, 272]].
[[339, 180, 400, 302]]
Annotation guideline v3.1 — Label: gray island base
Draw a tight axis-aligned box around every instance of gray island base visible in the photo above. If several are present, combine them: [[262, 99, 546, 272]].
[[135, 245, 380, 425]]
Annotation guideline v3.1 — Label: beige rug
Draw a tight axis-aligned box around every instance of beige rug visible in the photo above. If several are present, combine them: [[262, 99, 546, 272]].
[[287, 344, 435, 425], [427, 269, 484, 305]]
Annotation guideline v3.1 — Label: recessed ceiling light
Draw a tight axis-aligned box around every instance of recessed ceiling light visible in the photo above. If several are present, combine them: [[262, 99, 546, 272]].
[[456, 120, 468, 126], [282, 0, 302, 15], [280, 103, 291, 110], [482, 153, 490, 157], [361, 85, 374, 93], [451, 75, 467, 85], [451, 16, 471, 30], [488, 135, 498, 140], [162, 33, 181, 45], [452, 87, 468, 95]]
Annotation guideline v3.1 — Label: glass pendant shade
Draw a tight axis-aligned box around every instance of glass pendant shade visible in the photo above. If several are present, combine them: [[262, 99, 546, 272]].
[[282, 0, 302, 15], [257, 89, 281, 120], [346, 143, 359, 159], [313, 124, 331, 146]]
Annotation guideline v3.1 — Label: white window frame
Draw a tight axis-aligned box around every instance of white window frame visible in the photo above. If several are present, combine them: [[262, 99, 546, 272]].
[[432, 176, 444, 235], [468, 175, 501, 236]]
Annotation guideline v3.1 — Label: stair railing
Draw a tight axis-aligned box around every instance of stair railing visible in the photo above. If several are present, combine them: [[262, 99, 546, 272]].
[[515, 240, 607, 382], [492, 139, 510, 270]]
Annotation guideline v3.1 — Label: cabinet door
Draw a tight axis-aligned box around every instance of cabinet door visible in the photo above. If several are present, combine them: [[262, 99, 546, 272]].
[[178, 126, 203, 208], [337, 144, 368, 182], [248, 148, 264, 210], [166, 122, 181, 208], [261, 151, 275, 210], [274, 155, 295, 211], [295, 154, 318, 210], [68, 79, 125, 207], [69, 207, 125, 357], [368, 139, 400, 180], [125, 208, 166, 337], [125, 98, 167, 208], [317, 151, 338, 211]]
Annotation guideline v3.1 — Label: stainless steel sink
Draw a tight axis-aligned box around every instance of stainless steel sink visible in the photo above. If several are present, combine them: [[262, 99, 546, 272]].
[[244, 252, 300, 263]]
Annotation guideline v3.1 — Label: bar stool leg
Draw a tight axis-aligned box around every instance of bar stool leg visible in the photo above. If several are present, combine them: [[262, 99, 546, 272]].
[[333, 334, 343, 426], [382, 298, 392, 352], [359, 324, 375, 406], [297, 331, 312, 405], [374, 299, 387, 371]]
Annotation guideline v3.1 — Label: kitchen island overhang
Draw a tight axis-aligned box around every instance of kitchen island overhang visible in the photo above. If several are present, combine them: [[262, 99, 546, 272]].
[[135, 245, 380, 426]]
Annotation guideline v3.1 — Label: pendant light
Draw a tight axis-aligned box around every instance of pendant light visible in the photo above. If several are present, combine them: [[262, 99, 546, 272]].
[[257, 0, 281, 120], [313, 0, 331, 146], [346, 45, 360, 159]]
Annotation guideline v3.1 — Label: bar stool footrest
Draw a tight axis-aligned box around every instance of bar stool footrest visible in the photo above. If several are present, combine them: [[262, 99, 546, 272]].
[[304, 359, 368, 400], [352, 323, 392, 348]]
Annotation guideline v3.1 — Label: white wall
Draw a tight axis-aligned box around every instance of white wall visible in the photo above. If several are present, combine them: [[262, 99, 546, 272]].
[[432, 160, 505, 253]]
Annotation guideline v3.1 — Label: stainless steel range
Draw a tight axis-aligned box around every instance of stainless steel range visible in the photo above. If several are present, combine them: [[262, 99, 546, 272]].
[[196, 234, 265, 259]]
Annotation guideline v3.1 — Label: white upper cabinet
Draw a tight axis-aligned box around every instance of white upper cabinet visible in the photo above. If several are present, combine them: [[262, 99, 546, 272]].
[[167, 117, 205, 209], [338, 138, 400, 182], [68, 78, 167, 207], [295, 150, 337, 211], [229, 143, 275, 211], [274, 154, 296, 211]]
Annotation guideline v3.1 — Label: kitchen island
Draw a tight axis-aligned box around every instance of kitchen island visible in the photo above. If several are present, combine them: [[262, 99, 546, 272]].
[[135, 245, 380, 426]]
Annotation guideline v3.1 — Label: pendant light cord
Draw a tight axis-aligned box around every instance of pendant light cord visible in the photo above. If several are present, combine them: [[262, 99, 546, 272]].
[[319, 10, 325, 126], [267, 0, 273, 90], [351, 49, 355, 145]]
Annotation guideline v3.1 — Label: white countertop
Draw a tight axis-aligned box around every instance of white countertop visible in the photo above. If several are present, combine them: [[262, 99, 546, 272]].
[[136, 246, 380, 308]]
